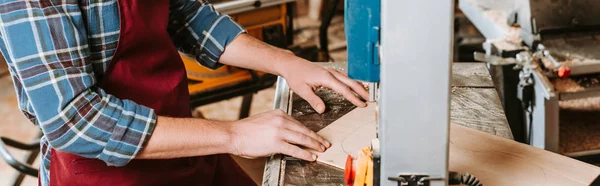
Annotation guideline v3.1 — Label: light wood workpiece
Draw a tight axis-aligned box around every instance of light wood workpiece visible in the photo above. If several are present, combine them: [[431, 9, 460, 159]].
[[263, 62, 516, 185]]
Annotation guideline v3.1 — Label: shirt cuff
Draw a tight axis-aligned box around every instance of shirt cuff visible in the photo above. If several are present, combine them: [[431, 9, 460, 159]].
[[99, 99, 157, 166]]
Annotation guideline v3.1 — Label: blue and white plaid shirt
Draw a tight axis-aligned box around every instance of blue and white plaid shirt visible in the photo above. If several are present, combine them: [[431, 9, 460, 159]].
[[0, 0, 244, 185]]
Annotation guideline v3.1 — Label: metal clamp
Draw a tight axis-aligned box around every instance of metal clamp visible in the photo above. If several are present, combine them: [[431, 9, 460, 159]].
[[474, 52, 517, 66], [473, 51, 538, 69], [388, 174, 445, 186]]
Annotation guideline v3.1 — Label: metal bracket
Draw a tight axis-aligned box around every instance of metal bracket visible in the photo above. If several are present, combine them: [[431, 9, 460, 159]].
[[388, 174, 445, 186], [474, 51, 539, 70], [474, 52, 517, 66]]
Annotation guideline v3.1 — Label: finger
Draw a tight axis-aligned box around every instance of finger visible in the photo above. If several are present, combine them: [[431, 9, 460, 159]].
[[324, 77, 367, 108], [281, 115, 331, 148], [327, 68, 369, 100], [282, 129, 325, 152], [279, 143, 317, 162], [294, 85, 327, 113]]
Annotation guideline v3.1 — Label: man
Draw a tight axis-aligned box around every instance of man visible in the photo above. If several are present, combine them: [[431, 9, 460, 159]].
[[0, 0, 368, 185]]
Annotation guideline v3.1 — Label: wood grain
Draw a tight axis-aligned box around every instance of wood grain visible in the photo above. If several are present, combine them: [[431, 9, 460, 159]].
[[284, 161, 344, 186], [452, 62, 494, 87], [450, 124, 600, 186], [451, 63, 512, 139], [451, 87, 512, 138], [314, 105, 600, 185]]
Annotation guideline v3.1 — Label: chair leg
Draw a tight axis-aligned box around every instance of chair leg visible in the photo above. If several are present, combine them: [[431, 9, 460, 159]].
[[13, 148, 40, 185], [239, 94, 254, 119], [11, 131, 42, 186]]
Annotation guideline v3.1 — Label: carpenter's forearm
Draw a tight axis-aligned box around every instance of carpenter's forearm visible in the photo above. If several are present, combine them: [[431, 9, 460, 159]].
[[136, 116, 232, 159], [219, 34, 305, 77]]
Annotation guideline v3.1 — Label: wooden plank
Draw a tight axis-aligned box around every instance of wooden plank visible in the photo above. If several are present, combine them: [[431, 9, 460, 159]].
[[451, 87, 513, 139], [452, 62, 494, 87], [450, 124, 600, 186], [314, 103, 376, 169], [314, 105, 600, 185]]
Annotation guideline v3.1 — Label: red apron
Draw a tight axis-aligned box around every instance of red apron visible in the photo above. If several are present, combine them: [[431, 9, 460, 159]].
[[48, 0, 255, 185]]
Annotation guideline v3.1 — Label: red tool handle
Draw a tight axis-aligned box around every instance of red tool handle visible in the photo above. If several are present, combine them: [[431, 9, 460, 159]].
[[558, 66, 571, 78], [344, 155, 355, 186]]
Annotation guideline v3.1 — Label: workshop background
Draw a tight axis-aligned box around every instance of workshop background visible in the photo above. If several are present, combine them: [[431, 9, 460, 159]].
[[1, 0, 600, 185]]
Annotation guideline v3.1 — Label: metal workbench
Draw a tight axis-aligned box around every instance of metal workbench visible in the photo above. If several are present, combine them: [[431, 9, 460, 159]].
[[262, 62, 512, 186]]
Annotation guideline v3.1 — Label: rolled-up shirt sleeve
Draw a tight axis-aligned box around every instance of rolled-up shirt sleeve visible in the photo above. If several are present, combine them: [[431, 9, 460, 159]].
[[0, 1, 156, 166], [168, 0, 246, 69]]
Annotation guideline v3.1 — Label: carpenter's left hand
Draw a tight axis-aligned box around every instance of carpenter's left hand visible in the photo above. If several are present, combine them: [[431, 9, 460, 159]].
[[279, 61, 369, 113]]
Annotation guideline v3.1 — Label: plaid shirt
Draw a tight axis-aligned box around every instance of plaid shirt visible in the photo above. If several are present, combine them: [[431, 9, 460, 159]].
[[0, 0, 244, 185]]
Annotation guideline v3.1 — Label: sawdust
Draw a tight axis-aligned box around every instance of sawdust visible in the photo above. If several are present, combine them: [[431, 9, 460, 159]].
[[553, 78, 584, 93], [561, 57, 600, 66], [541, 57, 558, 69], [573, 75, 600, 89], [315, 87, 351, 105], [556, 84, 600, 154], [543, 35, 600, 66], [559, 109, 600, 154], [482, 10, 521, 43], [560, 97, 600, 111], [491, 40, 523, 51], [553, 74, 600, 92]]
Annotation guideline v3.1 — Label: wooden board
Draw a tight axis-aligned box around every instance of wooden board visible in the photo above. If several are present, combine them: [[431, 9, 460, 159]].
[[314, 103, 376, 169], [450, 124, 600, 186], [315, 105, 600, 185]]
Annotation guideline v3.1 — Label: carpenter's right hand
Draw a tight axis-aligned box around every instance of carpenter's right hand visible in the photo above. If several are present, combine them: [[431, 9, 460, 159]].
[[226, 109, 331, 161]]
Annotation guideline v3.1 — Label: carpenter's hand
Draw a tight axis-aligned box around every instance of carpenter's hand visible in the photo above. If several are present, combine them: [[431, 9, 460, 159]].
[[226, 109, 331, 161], [280, 61, 369, 113]]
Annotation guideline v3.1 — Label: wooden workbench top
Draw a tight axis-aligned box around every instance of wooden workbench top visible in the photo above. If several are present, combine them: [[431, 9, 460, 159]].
[[265, 62, 513, 185], [451, 62, 512, 139]]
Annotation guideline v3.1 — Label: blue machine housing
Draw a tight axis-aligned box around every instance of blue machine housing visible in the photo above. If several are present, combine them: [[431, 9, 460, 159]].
[[345, 0, 381, 82]]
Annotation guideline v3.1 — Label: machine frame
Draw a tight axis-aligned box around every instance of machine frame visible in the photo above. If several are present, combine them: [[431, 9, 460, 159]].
[[378, 0, 454, 185]]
